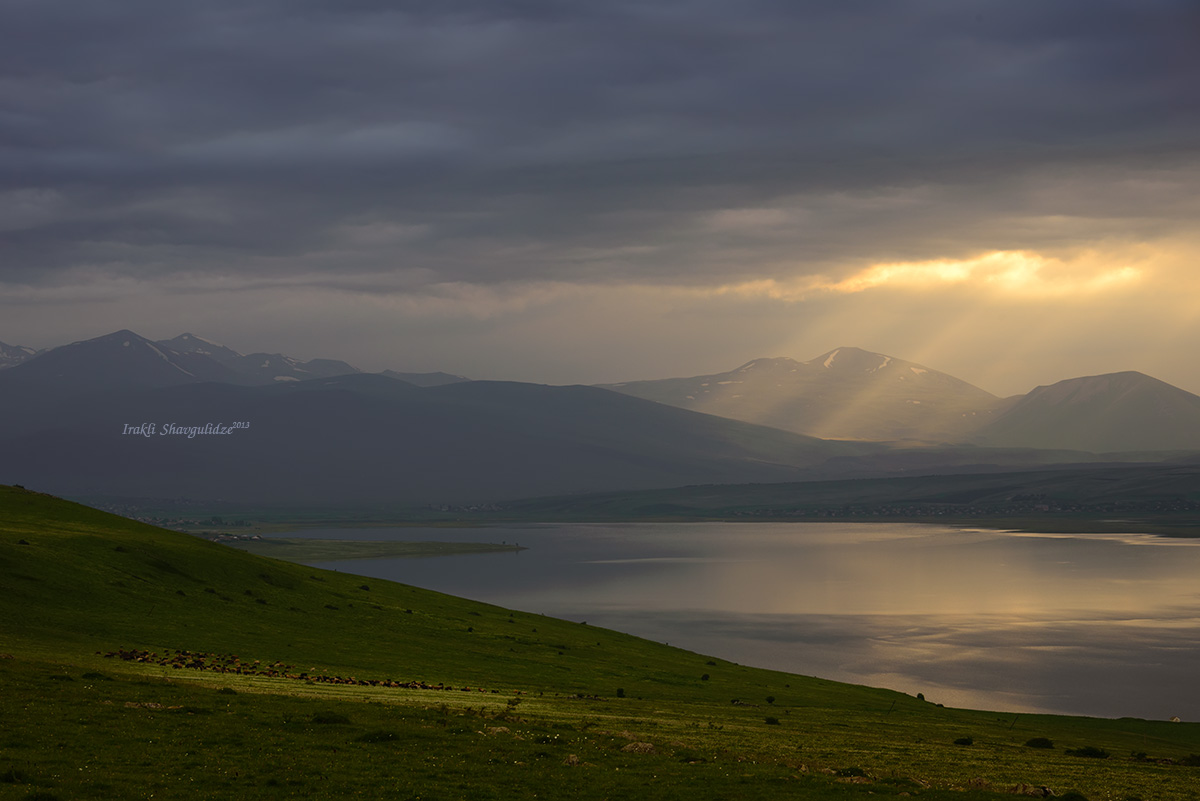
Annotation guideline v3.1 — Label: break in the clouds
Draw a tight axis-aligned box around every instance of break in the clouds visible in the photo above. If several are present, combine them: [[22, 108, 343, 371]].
[[3, 1, 1200, 392]]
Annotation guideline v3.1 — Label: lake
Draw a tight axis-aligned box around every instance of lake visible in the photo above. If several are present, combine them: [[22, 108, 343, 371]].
[[274, 522, 1200, 721]]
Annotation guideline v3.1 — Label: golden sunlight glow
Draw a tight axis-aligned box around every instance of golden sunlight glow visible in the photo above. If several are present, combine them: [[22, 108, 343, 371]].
[[703, 249, 1146, 302]]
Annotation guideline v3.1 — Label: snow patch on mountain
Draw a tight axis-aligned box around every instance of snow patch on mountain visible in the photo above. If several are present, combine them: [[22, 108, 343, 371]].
[[144, 341, 194, 376]]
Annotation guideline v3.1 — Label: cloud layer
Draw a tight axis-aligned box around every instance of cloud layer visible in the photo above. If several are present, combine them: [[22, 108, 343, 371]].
[[3, 1, 1199, 391]]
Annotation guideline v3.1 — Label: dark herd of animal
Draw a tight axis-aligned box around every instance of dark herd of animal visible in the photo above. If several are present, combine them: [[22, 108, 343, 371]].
[[100, 647, 515, 694]]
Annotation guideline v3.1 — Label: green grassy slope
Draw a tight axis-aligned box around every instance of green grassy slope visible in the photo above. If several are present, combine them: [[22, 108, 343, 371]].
[[4, 485, 1200, 800]]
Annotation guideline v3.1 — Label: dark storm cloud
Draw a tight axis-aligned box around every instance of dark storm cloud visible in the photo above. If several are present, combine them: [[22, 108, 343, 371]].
[[3, 0, 1198, 288]]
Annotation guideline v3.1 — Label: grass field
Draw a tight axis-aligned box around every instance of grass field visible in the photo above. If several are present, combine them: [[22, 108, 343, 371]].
[[4, 484, 1200, 800]]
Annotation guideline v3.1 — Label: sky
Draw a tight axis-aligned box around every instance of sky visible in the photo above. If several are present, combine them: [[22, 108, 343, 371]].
[[3, 0, 1199, 396]]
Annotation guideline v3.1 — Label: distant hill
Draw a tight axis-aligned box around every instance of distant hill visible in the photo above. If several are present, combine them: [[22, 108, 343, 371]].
[[601, 347, 1002, 442], [0, 374, 879, 505], [970, 371, 1200, 452], [381, 369, 471, 387], [497, 462, 1200, 526]]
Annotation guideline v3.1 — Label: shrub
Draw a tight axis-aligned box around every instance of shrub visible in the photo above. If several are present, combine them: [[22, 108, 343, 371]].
[[701, 674, 709, 681], [311, 712, 351, 725], [616, 688, 625, 698], [766, 696, 775, 705], [764, 716, 780, 725], [1, 768, 28, 783], [954, 737, 974, 746], [1025, 737, 1054, 749], [1177, 754, 1200, 766], [1065, 746, 1109, 759], [217, 687, 237, 695]]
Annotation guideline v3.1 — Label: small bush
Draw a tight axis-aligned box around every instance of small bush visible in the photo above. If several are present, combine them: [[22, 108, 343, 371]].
[[217, 687, 237, 695], [701, 674, 709, 681], [766, 696, 775, 705], [764, 716, 780, 725], [1025, 737, 1055, 749], [311, 712, 351, 725], [954, 737, 974, 746], [1065, 746, 1109, 759], [1177, 754, 1200, 766], [1, 768, 29, 783], [616, 688, 625, 698]]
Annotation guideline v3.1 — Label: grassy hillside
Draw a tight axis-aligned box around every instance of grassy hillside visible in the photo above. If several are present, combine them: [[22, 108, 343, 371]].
[[4, 485, 1200, 799]]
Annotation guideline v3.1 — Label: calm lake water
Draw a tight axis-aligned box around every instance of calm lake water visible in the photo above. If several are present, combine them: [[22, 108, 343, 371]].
[[275, 522, 1200, 720]]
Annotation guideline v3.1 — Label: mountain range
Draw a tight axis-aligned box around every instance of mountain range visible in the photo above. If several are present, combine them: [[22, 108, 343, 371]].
[[1, 330, 1198, 506], [0, 331, 881, 504], [600, 346, 1200, 453], [599, 347, 1001, 443]]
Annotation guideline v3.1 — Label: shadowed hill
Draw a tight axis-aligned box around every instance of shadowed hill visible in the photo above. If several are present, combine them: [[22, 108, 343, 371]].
[[492, 462, 1200, 527], [972, 372, 1200, 452], [0, 376, 879, 505]]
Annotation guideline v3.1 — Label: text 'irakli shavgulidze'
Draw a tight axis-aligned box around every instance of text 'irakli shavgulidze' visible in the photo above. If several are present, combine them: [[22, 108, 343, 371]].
[[121, 422, 250, 438]]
